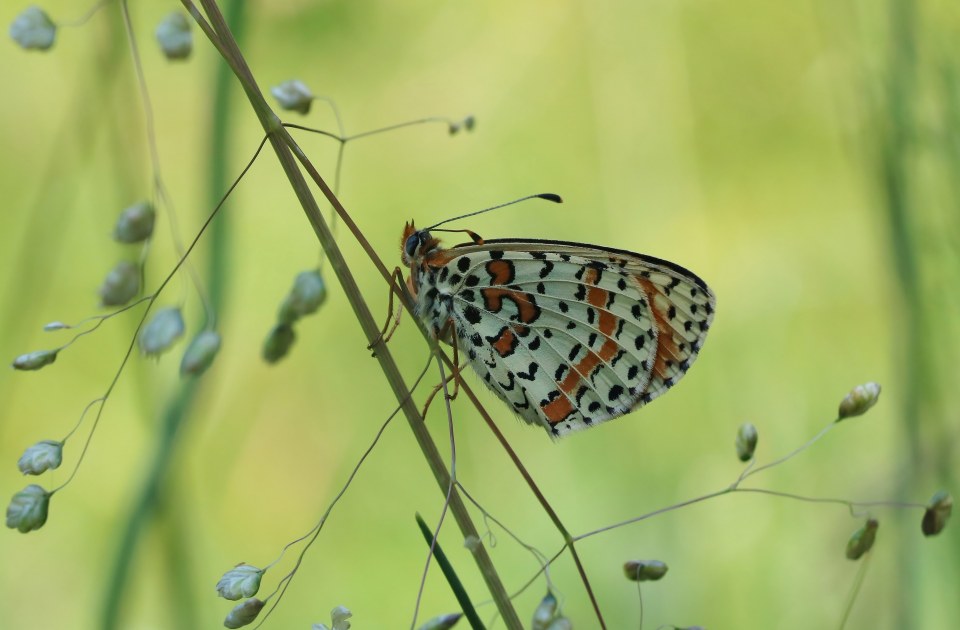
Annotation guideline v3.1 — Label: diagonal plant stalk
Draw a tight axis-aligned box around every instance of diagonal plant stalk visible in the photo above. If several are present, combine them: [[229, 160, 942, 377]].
[[185, 3, 607, 625], [287, 100, 607, 628], [282, 96, 606, 627], [182, 1, 523, 626]]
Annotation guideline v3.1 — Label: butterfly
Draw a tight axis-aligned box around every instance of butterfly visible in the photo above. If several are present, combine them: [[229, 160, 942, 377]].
[[401, 195, 715, 438]]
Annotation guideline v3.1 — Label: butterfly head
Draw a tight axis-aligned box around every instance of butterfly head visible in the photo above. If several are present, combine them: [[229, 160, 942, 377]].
[[401, 222, 441, 266]]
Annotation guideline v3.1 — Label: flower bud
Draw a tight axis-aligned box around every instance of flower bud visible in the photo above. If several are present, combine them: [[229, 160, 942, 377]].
[[180, 330, 221, 376], [12, 349, 58, 371], [624, 559, 669, 582], [735, 422, 758, 462], [113, 201, 156, 243], [271, 80, 314, 114], [837, 382, 881, 420], [5, 484, 50, 533], [216, 564, 263, 601], [9, 6, 56, 51], [418, 613, 461, 630], [262, 323, 296, 364], [278, 270, 327, 323], [223, 598, 265, 628], [17, 440, 62, 475], [98, 260, 141, 306], [845, 518, 879, 560], [139, 307, 185, 357], [531, 591, 558, 630], [921, 490, 952, 537], [155, 12, 192, 60]]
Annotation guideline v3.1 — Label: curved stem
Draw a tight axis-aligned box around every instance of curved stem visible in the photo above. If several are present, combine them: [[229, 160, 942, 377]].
[[184, 1, 522, 626]]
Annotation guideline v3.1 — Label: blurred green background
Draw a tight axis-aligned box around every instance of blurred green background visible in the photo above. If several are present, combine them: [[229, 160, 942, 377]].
[[1, 0, 957, 628]]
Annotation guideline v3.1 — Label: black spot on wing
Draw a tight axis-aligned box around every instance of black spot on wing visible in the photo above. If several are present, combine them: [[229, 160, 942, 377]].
[[517, 362, 539, 381], [464, 305, 482, 325], [611, 349, 626, 367]]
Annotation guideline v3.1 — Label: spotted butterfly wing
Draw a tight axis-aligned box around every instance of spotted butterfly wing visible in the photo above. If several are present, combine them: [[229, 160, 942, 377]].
[[403, 226, 715, 438]]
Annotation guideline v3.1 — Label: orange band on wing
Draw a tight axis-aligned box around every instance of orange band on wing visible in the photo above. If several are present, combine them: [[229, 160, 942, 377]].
[[542, 394, 575, 424], [481, 288, 540, 324], [637, 277, 679, 380]]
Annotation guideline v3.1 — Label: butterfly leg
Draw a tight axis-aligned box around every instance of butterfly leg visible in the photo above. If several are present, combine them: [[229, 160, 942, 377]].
[[421, 359, 469, 419], [420, 321, 468, 416], [368, 267, 406, 353]]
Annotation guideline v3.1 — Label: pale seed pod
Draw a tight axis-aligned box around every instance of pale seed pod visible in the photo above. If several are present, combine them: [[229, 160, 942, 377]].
[[139, 307, 185, 357], [531, 591, 558, 630], [278, 269, 326, 323], [180, 330, 221, 376], [845, 518, 879, 560], [223, 598, 264, 629], [623, 559, 669, 582], [329, 606, 352, 630], [837, 382, 881, 420], [271, 79, 314, 114], [5, 484, 50, 533], [544, 617, 573, 630], [922, 490, 952, 537], [113, 201, 156, 243], [215, 564, 263, 601], [98, 260, 141, 306], [12, 349, 58, 371], [155, 12, 192, 60], [9, 6, 56, 51], [17, 440, 62, 475], [417, 613, 462, 630], [262, 323, 295, 364], [735, 422, 758, 462]]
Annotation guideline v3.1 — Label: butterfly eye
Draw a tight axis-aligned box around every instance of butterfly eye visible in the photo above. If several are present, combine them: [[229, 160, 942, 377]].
[[404, 232, 423, 258]]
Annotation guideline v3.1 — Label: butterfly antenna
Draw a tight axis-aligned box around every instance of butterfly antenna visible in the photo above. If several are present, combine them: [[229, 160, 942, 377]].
[[425, 193, 562, 230]]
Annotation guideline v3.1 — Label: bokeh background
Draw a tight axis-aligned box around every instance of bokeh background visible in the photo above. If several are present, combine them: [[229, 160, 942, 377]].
[[1, 1, 958, 628]]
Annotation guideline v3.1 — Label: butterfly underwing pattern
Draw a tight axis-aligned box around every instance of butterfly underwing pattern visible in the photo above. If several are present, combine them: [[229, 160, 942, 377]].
[[401, 223, 715, 439]]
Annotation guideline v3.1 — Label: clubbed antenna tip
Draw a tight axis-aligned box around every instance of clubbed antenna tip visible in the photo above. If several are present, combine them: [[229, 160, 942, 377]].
[[536, 193, 563, 204]]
